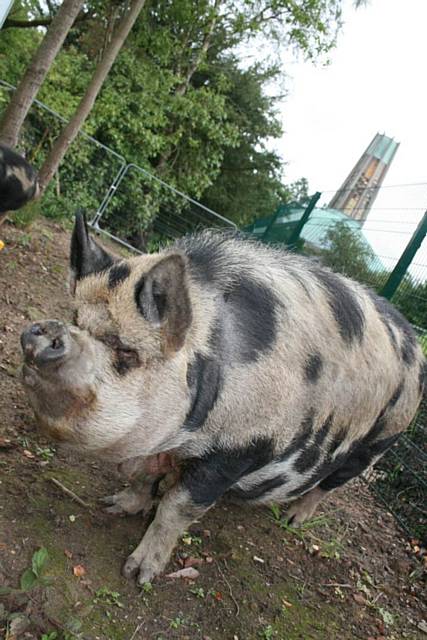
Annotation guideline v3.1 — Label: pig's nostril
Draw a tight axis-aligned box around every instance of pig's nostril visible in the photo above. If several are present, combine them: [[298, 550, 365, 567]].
[[51, 338, 62, 350], [30, 324, 44, 336]]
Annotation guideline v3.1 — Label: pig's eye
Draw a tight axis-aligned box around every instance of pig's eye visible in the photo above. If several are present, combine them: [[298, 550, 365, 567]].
[[99, 334, 141, 376], [113, 346, 141, 375]]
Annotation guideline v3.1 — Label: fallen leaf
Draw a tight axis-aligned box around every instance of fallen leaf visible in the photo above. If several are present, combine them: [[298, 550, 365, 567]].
[[353, 593, 367, 606], [64, 549, 73, 559], [166, 567, 200, 580], [282, 599, 293, 608], [253, 555, 264, 564], [73, 564, 86, 577], [23, 449, 35, 459]]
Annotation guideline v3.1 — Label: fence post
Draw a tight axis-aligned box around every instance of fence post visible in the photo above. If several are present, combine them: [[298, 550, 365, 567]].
[[287, 191, 321, 248], [380, 210, 427, 300], [261, 203, 287, 242]]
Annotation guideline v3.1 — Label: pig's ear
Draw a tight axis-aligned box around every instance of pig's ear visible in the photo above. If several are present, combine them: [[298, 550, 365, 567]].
[[70, 212, 115, 293], [135, 254, 192, 353]]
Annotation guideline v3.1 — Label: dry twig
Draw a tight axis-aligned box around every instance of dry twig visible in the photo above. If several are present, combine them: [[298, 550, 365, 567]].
[[217, 560, 240, 617], [49, 477, 90, 508]]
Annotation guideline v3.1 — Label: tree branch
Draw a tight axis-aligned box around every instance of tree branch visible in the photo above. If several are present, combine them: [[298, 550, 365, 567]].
[[2, 11, 90, 30]]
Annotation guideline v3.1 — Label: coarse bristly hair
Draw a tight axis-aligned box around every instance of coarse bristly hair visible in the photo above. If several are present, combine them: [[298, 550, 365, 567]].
[[20, 220, 425, 584]]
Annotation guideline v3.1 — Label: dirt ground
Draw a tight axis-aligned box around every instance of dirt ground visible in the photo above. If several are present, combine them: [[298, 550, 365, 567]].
[[0, 219, 426, 640]]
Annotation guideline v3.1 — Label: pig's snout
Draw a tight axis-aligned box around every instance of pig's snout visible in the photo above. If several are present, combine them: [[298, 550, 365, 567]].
[[20, 320, 71, 367]]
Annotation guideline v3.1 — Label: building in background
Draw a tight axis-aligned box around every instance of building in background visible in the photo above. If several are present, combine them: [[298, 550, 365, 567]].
[[328, 133, 399, 225]]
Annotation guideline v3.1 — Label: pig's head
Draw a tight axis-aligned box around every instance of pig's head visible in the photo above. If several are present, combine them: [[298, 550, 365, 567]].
[[20, 213, 197, 461]]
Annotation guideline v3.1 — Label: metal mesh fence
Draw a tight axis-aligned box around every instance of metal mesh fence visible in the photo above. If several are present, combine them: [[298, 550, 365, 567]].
[[0, 79, 236, 252], [91, 163, 237, 254]]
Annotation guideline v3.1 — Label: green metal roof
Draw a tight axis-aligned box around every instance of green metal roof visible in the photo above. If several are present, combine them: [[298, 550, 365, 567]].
[[245, 205, 384, 271], [366, 134, 399, 165]]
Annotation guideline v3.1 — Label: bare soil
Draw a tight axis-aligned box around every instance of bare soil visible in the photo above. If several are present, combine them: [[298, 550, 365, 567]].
[[0, 219, 426, 640]]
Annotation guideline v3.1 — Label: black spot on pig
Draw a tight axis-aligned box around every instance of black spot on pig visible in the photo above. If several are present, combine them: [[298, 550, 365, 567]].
[[277, 408, 316, 462], [304, 353, 323, 382], [316, 268, 365, 344], [294, 414, 334, 474], [183, 437, 275, 506], [211, 276, 278, 365], [108, 263, 131, 289], [230, 473, 288, 501], [370, 292, 417, 365], [288, 384, 404, 497], [184, 353, 222, 431]]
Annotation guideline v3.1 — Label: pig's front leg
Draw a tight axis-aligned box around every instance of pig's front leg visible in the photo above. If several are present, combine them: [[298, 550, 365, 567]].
[[122, 484, 206, 583], [122, 451, 245, 584]]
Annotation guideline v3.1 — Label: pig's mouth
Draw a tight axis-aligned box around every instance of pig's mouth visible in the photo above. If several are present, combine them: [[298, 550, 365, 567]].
[[20, 320, 73, 369]]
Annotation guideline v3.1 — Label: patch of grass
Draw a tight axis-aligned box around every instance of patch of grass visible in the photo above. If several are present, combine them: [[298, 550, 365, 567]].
[[260, 624, 275, 639], [169, 615, 185, 629], [12, 200, 41, 228], [277, 513, 332, 539], [93, 586, 124, 609]]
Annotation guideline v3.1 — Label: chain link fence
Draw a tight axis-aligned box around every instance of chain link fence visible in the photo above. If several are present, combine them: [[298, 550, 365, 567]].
[[0, 80, 236, 247]]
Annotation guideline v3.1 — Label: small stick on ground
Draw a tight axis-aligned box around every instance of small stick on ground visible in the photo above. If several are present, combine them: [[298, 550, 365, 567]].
[[129, 622, 143, 640], [217, 560, 240, 617], [322, 583, 353, 588], [49, 477, 90, 508]]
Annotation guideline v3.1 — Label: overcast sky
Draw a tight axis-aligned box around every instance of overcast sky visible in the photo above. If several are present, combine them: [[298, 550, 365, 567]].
[[270, 0, 427, 271]]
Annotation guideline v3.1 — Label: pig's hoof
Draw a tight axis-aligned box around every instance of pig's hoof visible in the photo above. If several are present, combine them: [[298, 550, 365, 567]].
[[137, 564, 158, 585], [283, 487, 325, 526], [283, 505, 310, 527], [122, 557, 140, 579], [100, 489, 150, 516]]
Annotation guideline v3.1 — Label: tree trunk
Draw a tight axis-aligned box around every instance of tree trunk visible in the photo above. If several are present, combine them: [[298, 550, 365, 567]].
[[0, 0, 85, 148], [38, 0, 146, 195]]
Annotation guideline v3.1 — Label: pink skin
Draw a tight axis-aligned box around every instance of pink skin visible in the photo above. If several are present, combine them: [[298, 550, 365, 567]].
[[143, 453, 179, 475]]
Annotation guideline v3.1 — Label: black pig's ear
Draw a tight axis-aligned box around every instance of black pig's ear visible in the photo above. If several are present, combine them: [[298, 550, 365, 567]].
[[135, 254, 192, 354], [70, 211, 114, 292]]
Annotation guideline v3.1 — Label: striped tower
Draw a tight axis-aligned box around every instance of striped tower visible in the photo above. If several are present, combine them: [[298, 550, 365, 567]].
[[328, 133, 399, 225]]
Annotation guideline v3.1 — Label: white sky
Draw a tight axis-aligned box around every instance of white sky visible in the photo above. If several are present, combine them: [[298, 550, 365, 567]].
[[270, 0, 427, 272]]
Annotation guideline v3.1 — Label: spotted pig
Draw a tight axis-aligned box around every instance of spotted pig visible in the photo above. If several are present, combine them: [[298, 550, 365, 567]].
[[20, 213, 425, 584]]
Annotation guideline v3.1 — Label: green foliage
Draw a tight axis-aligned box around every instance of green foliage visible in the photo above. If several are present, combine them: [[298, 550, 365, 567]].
[[10, 199, 42, 227], [0, 0, 351, 242], [19, 547, 50, 591], [317, 220, 376, 282], [94, 586, 124, 608]]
